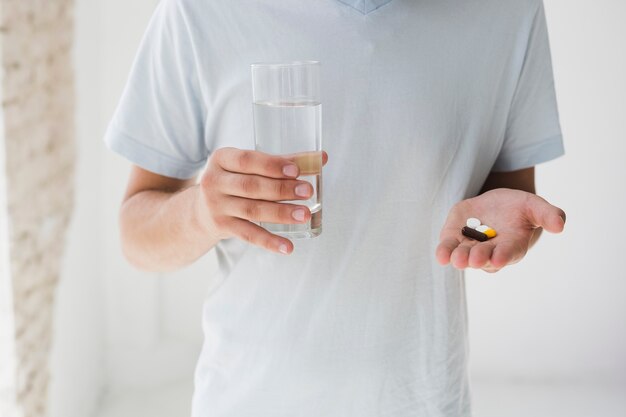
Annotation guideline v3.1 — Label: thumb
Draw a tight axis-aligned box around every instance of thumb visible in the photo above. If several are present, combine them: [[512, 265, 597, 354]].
[[525, 194, 566, 233]]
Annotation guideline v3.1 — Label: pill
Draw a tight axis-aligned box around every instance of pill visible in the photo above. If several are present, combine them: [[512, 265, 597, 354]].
[[466, 218, 481, 229], [476, 224, 497, 238], [461, 226, 488, 242]]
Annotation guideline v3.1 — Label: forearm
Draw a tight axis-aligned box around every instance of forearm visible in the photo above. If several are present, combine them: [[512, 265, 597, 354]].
[[119, 184, 219, 272]]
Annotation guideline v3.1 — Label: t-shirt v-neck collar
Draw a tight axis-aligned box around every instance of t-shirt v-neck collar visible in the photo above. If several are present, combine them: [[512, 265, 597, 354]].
[[336, 0, 394, 15]]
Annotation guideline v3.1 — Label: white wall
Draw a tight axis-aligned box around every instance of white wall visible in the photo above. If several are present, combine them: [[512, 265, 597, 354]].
[[48, 1, 106, 416], [467, 0, 626, 384]]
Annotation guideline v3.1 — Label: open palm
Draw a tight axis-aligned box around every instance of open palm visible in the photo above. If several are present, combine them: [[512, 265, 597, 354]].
[[436, 188, 566, 272]]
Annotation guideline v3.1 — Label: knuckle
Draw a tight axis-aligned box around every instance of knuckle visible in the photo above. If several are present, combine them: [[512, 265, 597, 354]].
[[212, 215, 227, 230], [239, 176, 258, 195], [263, 158, 278, 175], [200, 170, 218, 189], [277, 180, 290, 198], [262, 235, 276, 250], [200, 174, 210, 189], [240, 229, 255, 244], [205, 193, 221, 211], [237, 151, 253, 171], [243, 202, 260, 220], [278, 204, 291, 221], [211, 147, 227, 165]]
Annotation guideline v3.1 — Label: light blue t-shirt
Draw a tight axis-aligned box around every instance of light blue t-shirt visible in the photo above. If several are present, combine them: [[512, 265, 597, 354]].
[[104, 0, 564, 416]]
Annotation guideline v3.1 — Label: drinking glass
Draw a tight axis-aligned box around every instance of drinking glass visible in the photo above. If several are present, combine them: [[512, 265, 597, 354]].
[[251, 61, 322, 239]]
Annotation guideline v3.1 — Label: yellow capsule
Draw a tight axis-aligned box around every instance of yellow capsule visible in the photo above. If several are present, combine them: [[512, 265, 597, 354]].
[[484, 228, 497, 239]]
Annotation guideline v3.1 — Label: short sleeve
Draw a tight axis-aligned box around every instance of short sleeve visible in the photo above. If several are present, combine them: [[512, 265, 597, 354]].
[[103, 0, 208, 180], [492, 1, 565, 172]]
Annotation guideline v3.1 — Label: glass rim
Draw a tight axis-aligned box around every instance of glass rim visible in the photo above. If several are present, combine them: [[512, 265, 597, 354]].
[[251, 60, 320, 68]]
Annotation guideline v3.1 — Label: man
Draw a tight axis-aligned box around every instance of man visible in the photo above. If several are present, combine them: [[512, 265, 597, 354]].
[[104, 0, 566, 415]]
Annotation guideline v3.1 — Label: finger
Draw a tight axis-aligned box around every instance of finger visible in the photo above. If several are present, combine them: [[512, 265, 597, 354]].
[[490, 240, 526, 269], [450, 242, 474, 269], [217, 172, 313, 201], [525, 194, 566, 234], [226, 217, 294, 255], [481, 261, 501, 274], [436, 238, 461, 265], [213, 147, 301, 179], [468, 242, 496, 269], [322, 150, 329, 166], [224, 196, 311, 224]]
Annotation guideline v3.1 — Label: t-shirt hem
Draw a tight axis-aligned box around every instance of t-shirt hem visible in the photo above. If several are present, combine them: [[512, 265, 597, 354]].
[[491, 133, 565, 172], [103, 124, 206, 180]]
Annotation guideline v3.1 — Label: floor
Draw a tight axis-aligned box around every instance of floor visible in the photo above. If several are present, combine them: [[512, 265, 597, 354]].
[[96, 380, 193, 417], [96, 379, 626, 417], [470, 380, 626, 417]]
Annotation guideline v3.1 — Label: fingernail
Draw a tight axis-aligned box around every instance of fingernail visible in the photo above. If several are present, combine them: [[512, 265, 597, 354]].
[[292, 209, 305, 222], [295, 184, 310, 197], [278, 244, 289, 254], [282, 164, 298, 177]]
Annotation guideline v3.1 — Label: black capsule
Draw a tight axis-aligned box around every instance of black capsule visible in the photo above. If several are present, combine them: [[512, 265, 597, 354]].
[[461, 226, 488, 242]]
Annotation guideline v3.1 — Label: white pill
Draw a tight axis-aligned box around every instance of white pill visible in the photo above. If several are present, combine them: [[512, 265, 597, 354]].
[[466, 218, 481, 229], [476, 225, 490, 233]]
